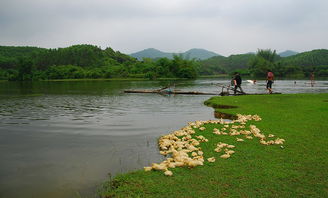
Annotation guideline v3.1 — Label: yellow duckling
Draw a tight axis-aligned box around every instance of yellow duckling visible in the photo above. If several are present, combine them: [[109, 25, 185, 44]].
[[207, 157, 216, 162], [225, 150, 235, 155], [193, 155, 204, 162], [160, 151, 169, 155], [168, 163, 176, 168], [164, 170, 173, 176], [190, 139, 200, 146], [144, 166, 152, 171], [187, 159, 203, 167], [186, 144, 198, 151], [274, 138, 285, 144], [220, 154, 231, 159], [245, 135, 253, 139], [152, 163, 167, 171], [252, 114, 262, 121], [216, 143, 227, 148], [260, 140, 268, 145], [266, 140, 275, 145], [174, 161, 184, 167], [236, 138, 244, 142]]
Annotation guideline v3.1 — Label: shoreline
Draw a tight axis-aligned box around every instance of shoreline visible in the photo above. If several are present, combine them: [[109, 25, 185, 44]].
[[99, 93, 328, 197], [1, 75, 327, 82]]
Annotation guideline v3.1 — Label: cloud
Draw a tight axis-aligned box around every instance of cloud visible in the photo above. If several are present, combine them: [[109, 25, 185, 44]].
[[0, 0, 327, 55]]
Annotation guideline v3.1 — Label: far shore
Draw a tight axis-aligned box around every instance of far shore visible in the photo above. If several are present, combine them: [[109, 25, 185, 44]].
[[1, 75, 327, 82]]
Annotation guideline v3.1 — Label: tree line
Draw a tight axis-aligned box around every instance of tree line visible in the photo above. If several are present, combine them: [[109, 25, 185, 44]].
[[0, 45, 327, 81], [0, 45, 198, 81], [199, 49, 328, 78], [248, 49, 328, 78]]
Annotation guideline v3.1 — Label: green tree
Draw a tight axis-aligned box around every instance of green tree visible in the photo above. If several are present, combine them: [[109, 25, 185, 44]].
[[249, 49, 278, 77], [256, 49, 277, 63], [17, 57, 34, 81]]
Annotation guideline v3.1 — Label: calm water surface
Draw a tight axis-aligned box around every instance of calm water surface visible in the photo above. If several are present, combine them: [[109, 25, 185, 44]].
[[0, 79, 327, 198]]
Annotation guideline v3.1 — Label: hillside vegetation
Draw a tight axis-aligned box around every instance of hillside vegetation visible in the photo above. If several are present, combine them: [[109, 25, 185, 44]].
[[199, 49, 328, 78], [199, 54, 255, 75], [0, 45, 327, 81], [0, 45, 198, 80]]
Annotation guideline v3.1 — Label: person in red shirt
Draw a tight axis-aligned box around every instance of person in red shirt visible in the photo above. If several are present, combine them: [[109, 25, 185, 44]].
[[266, 70, 274, 94]]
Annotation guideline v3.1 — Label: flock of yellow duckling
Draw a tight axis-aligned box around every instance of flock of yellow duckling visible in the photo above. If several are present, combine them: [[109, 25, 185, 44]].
[[144, 114, 285, 176]]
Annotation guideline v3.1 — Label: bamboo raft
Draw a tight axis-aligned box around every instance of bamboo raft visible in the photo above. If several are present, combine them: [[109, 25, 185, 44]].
[[124, 83, 281, 96], [124, 89, 281, 96], [124, 90, 218, 95]]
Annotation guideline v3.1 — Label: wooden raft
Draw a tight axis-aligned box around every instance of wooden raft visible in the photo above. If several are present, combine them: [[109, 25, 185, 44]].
[[124, 89, 281, 96], [124, 90, 218, 95]]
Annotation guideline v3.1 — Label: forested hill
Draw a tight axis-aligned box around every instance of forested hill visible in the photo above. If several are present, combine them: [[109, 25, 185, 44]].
[[199, 54, 255, 75], [0, 46, 47, 69], [198, 49, 328, 77], [0, 45, 327, 81], [0, 44, 199, 80], [278, 49, 328, 67], [0, 44, 135, 70], [0, 46, 46, 58]]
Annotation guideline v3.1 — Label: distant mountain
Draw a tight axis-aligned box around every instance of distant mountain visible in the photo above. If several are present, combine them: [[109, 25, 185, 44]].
[[130, 48, 172, 60], [130, 48, 219, 60], [278, 50, 298, 57], [183, 48, 219, 60]]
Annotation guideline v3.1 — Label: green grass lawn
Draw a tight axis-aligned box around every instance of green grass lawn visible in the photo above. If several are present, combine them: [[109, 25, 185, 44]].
[[100, 93, 328, 198]]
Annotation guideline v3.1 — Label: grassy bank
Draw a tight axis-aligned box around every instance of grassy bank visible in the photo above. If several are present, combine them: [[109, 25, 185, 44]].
[[100, 93, 328, 198]]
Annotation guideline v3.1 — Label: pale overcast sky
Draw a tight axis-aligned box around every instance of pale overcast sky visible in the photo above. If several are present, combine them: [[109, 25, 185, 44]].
[[0, 0, 327, 56]]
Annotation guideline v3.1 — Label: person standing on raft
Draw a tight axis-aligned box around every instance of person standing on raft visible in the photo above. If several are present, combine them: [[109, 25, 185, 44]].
[[233, 72, 245, 95], [266, 70, 274, 94]]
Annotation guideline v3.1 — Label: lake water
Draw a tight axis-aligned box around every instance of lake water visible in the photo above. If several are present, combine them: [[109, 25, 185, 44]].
[[0, 79, 327, 198]]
